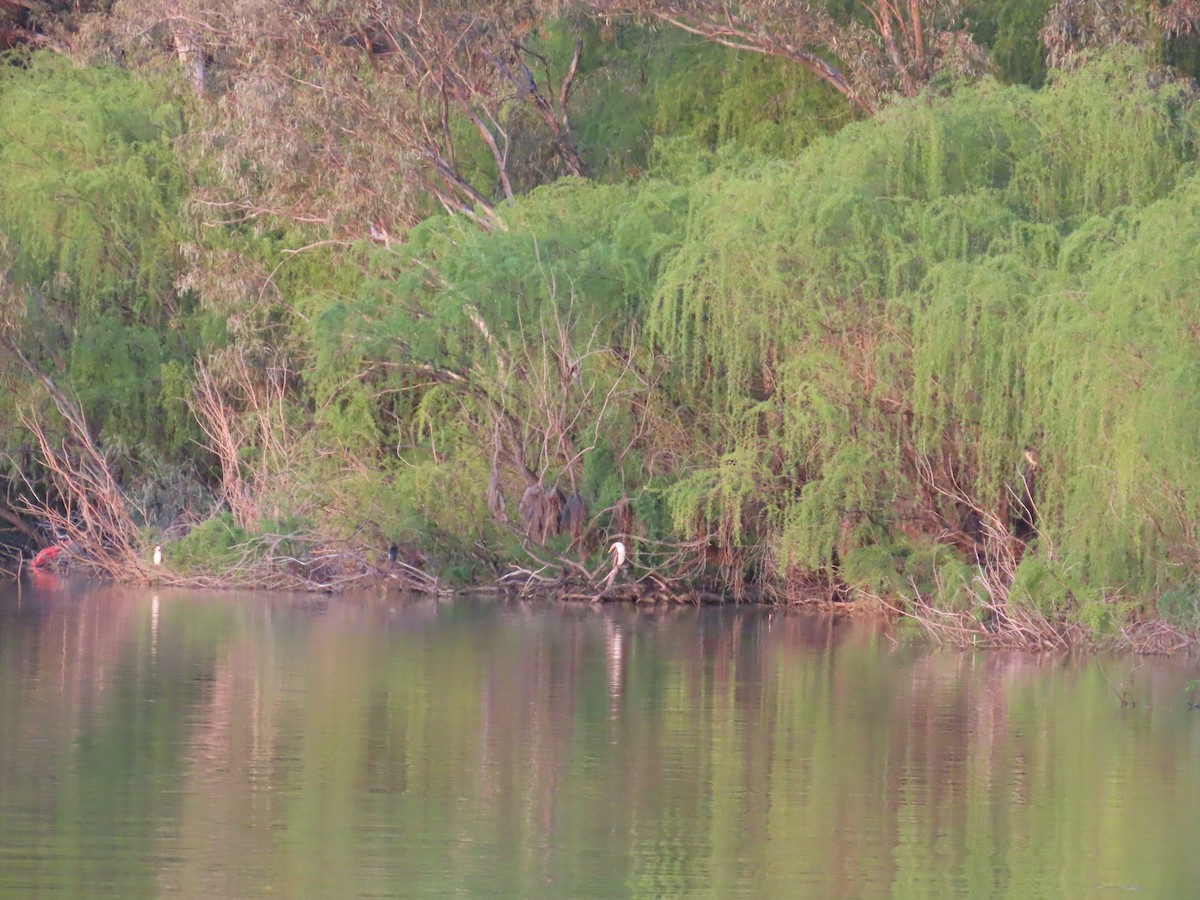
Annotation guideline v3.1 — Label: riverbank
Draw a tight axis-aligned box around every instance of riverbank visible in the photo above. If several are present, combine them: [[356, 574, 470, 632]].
[[22, 539, 1197, 655]]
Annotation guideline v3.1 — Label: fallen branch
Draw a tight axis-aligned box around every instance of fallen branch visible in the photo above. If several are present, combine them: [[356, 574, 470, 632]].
[[17, 392, 150, 580]]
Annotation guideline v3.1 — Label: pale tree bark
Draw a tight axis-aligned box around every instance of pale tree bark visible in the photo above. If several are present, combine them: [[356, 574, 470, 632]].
[[589, 0, 990, 114], [168, 17, 206, 94]]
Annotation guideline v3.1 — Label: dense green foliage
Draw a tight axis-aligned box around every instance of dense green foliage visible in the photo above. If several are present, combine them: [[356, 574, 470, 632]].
[[0, 55, 209, 528], [330, 49, 1200, 628], [650, 51, 1200, 624], [5, 3, 1200, 637]]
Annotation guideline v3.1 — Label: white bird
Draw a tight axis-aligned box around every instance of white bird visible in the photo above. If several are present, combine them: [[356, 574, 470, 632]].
[[601, 541, 626, 593], [153, 545, 162, 566]]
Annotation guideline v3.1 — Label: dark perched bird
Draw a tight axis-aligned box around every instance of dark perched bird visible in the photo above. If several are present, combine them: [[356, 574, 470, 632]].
[[388, 544, 399, 565]]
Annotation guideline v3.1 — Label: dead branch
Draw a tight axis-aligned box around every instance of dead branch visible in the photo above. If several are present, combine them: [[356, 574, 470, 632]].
[[192, 361, 259, 531], [18, 402, 149, 581], [190, 351, 295, 533]]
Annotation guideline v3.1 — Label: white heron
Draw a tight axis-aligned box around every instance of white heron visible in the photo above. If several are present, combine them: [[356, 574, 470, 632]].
[[153, 545, 162, 566], [601, 541, 626, 593]]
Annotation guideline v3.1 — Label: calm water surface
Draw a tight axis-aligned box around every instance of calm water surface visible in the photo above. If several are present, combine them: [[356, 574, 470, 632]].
[[1, 575, 1199, 898]]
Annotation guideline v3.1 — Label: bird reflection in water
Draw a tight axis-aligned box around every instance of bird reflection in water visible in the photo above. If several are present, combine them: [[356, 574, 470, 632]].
[[606, 617, 624, 719]]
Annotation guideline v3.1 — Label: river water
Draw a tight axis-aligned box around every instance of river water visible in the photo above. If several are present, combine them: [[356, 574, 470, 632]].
[[1, 575, 1198, 898]]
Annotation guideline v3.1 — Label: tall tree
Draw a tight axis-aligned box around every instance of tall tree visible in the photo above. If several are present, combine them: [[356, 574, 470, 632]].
[[588, 1, 990, 113], [89, 1, 588, 237]]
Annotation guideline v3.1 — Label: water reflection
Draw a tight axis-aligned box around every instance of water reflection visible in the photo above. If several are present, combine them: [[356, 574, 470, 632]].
[[0, 581, 1198, 897]]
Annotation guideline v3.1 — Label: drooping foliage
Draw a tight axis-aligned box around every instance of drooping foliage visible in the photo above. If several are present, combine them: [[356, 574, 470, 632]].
[[0, 55, 184, 316], [0, 54, 200, 467], [1031, 180, 1200, 599], [641, 49, 1200, 622], [256, 47, 1200, 624], [307, 172, 692, 563]]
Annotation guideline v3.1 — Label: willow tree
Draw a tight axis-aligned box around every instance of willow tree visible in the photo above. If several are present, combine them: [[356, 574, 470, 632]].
[[645, 50, 1200, 617], [1027, 179, 1200, 615], [0, 55, 191, 443], [298, 170, 693, 570], [0, 54, 199, 563]]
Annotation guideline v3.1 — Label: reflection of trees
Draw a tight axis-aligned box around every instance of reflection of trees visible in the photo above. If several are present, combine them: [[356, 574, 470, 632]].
[[4, 593, 1200, 895], [0, 582, 230, 895], [0, 581, 140, 776], [163, 623, 283, 896]]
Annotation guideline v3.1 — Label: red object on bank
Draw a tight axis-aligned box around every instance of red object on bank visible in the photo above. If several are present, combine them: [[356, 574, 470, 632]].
[[32, 545, 64, 568]]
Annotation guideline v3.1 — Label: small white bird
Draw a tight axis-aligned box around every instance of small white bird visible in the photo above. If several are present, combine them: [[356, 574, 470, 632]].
[[153, 545, 162, 566]]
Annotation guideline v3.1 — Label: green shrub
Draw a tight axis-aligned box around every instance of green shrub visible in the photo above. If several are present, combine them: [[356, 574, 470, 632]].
[[168, 513, 255, 573]]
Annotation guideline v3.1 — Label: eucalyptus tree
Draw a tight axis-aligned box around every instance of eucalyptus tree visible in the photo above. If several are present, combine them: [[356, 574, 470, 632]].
[[90, 0, 590, 238], [587, 0, 991, 113], [1042, 0, 1200, 70]]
